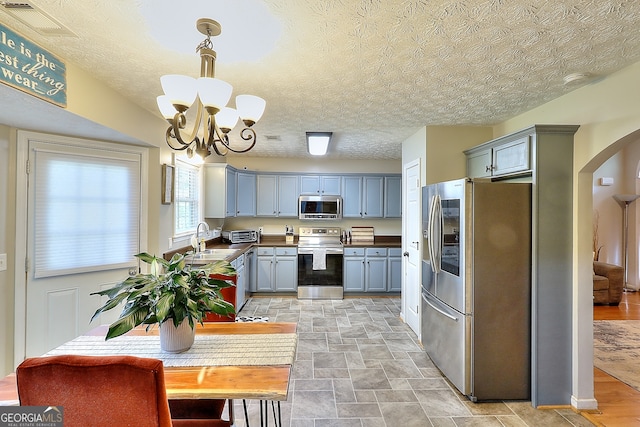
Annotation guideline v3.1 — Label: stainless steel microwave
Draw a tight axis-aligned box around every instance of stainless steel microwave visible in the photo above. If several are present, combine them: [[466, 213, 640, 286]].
[[298, 195, 342, 220]]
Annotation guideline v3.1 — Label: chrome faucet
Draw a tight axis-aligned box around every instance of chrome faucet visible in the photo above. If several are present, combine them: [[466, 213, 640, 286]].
[[195, 222, 210, 253]]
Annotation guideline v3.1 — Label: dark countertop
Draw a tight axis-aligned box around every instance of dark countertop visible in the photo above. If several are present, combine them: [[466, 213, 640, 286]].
[[163, 235, 401, 262]]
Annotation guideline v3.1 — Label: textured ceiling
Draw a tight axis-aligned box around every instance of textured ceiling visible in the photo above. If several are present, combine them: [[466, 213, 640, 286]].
[[1, 0, 640, 159]]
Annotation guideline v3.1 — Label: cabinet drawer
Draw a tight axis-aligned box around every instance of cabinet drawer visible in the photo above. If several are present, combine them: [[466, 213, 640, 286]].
[[276, 247, 297, 256], [256, 247, 274, 256], [344, 247, 365, 257], [365, 248, 387, 257], [231, 253, 245, 268], [388, 248, 402, 257]]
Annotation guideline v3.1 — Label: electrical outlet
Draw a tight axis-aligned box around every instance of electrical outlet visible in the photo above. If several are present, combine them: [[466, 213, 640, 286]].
[[259, 227, 264, 234], [0, 253, 7, 271]]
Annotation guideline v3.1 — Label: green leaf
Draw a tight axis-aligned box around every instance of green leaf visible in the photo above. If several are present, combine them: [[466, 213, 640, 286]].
[[104, 305, 150, 340], [155, 293, 175, 322]]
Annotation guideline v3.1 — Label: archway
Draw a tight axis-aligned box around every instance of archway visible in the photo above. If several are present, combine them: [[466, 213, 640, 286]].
[[574, 127, 640, 409]]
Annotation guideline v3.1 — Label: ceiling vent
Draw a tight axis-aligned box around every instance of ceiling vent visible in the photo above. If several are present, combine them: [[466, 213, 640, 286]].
[[1, 1, 76, 36]]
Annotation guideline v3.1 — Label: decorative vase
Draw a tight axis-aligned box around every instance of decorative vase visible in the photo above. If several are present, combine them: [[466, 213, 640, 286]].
[[159, 319, 195, 353]]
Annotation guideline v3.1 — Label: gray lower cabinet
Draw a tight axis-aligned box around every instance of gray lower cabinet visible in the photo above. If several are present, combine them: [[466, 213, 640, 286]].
[[344, 247, 399, 293], [256, 246, 297, 292], [256, 247, 275, 292], [343, 248, 365, 291], [231, 253, 245, 310], [365, 248, 387, 292], [388, 248, 402, 292], [245, 248, 256, 293], [274, 247, 297, 291]]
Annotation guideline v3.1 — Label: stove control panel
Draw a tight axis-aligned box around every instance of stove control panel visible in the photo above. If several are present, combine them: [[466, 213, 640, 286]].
[[299, 227, 341, 237]]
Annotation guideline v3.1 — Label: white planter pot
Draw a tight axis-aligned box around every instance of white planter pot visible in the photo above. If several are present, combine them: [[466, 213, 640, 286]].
[[159, 319, 195, 353]]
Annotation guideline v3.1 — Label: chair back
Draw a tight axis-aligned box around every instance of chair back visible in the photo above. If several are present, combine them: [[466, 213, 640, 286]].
[[17, 355, 173, 427]]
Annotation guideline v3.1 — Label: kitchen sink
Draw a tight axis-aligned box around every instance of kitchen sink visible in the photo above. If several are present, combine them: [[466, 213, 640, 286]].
[[187, 248, 238, 261]]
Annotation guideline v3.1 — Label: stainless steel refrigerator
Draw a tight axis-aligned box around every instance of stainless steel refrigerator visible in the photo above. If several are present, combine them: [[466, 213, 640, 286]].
[[421, 178, 531, 401]]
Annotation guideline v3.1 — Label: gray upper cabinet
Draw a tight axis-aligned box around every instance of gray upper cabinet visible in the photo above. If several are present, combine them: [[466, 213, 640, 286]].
[[300, 175, 341, 195], [466, 149, 493, 178], [236, 171, 256, 216], [256, 174, 299, 217], [205, 164, 237, 218], [208, 167, 401, 220], [384, 175, 402, 218], [342, 176, 363, 217], [278, 175, 300, 216], [465, 135, 531, 178], [363, 176, 384, 218], [256, 174, 277, 216]]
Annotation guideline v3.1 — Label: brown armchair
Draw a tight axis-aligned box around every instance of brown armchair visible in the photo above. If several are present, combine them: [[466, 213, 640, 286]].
[[593, 261, 624, 305], [16, 355, 230, 427]]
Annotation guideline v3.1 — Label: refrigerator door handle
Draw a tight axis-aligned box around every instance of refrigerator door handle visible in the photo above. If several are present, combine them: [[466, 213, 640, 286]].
[[427, 195, 436, 272], [422, 292, 458, 322], [429, 194, 442, 274]]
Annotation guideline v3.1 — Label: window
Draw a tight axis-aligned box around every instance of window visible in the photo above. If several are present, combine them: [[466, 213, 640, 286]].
[[33, 148, 141, 278], [174, 159, 201, 236]]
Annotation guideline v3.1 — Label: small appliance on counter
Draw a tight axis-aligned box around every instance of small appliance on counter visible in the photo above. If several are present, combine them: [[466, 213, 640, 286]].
[[285, 225, 294, 244], [222, 229, 258, 244]]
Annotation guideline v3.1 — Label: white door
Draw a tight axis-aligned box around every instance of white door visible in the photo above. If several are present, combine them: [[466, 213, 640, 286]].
[[402, 159, 421, 338], [15, 132, 147, 361]]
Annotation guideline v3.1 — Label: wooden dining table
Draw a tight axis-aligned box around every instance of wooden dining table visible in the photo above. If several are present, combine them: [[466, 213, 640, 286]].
[[0, 322, 298, 405]]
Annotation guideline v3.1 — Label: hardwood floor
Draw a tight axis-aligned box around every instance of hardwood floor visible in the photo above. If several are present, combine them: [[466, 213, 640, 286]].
[[586, 291, 640, 427]]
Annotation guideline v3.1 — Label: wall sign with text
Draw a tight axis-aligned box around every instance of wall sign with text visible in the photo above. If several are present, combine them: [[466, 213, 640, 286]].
[[0, 23, 66, 107]]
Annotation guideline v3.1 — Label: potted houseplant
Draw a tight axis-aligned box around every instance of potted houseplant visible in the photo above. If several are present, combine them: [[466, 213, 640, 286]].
[[90, 252, 236, 352]]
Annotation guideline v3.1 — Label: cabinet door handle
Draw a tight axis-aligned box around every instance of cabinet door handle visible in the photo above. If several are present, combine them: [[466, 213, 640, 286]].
[[403, 252, 409, 257]]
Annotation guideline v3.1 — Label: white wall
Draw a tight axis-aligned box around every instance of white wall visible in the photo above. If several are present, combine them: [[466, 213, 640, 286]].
[[0, 124, 13, 375], [593, 151, 626, 264]]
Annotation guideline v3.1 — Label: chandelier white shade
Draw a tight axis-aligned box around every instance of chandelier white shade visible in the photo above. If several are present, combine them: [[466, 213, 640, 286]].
[[157, 18, 266, 157]]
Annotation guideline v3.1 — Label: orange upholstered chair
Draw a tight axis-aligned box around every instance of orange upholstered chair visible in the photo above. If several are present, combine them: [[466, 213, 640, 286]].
[[16, 355, 230, 427]]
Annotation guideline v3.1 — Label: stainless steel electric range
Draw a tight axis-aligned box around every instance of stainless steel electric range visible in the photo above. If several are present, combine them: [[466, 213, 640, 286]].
[[297, 226, 343, 299]]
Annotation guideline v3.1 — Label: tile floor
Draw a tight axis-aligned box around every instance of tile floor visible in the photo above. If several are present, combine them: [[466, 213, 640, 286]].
[[231, 296, 593, 427]]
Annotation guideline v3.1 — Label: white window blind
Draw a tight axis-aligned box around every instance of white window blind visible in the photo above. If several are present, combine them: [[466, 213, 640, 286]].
[[174, 160, 200, 235], [33, 149, 141, 278]]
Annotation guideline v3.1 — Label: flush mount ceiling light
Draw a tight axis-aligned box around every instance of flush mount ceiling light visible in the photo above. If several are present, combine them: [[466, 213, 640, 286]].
[[306, 132, 332, 156], [157, 18, 266, 158]]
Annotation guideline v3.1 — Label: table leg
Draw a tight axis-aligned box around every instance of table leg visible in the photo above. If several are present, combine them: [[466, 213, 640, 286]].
[[243, 399, 250, 427]]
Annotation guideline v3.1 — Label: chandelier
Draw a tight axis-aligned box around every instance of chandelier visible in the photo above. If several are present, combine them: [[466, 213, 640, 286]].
[[156, 18, 266, 158]]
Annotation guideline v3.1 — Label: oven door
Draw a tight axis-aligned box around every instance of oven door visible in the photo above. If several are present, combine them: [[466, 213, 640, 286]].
[[297, 247, 344, 299]]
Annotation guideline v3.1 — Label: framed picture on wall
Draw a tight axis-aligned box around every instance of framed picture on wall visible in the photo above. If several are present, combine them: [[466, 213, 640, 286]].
[[162, 164, 174, 204]]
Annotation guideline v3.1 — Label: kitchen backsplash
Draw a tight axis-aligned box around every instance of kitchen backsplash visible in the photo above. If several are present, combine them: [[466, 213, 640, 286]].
[[217, 217, 401, 236]]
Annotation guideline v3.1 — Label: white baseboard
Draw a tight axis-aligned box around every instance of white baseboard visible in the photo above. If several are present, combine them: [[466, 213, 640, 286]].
[[571, 395, 598, 410]]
